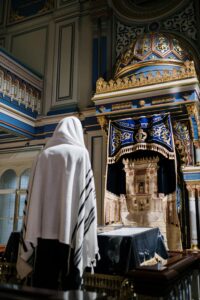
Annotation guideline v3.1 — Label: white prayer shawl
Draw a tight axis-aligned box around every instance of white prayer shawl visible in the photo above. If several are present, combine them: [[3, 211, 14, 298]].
[[17, 116, 99, 279]]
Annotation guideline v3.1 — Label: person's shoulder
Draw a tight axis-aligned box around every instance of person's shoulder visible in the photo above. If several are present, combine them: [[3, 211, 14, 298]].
[[43, 144, 89, 158], [75, 146, 89, 156], [72, 146, 90, 160]]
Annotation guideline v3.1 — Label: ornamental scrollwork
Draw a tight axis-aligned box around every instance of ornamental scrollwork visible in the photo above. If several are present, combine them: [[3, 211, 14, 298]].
[[115, 2, 197, 59], [186, 103, 200, 140], [116, 21, 145, 57], [163, 2, 197, 41], [149, 124, 171, 147], [112, 127, 132, 154], [173, 121, 193, 166]]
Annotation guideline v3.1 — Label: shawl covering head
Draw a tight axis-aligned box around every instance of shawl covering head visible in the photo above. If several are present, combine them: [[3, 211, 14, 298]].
[[17, 116, 99, 278]]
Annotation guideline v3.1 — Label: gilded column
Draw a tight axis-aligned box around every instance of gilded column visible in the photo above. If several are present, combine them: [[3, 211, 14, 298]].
[[186, 184, 198, 248]]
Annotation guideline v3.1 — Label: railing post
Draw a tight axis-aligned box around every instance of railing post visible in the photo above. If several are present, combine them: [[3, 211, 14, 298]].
[[191, 269, 200, 300]]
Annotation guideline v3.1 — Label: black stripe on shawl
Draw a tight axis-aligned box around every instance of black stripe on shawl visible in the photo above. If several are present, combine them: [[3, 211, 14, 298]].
[[74, 217, 95, 267], [86, 169, 91, 178], [74, 256, 81, 268], [79, 175, 93, 200], [71, 226, 77, 243], [27, 249, 35, 264], [71, 187, 93, 241], [78, 187, 93, 217], [20, 193, 35, 253], [74, 244, 83, 264], [20, 236, 28, 252], [84, 207, 95, 235], [73, 208, 95, 267], [71, 168, 94, 241], [84, 216, 95, 237], [30, 242, 35, 249]]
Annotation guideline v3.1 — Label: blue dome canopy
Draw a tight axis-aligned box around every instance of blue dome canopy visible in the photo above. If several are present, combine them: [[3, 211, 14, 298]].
[[115, 33, 191, 79]]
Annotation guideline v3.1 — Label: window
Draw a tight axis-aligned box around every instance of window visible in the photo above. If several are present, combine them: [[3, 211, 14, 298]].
[[17, 169, 31, 233], [0, 169, 30, 244]]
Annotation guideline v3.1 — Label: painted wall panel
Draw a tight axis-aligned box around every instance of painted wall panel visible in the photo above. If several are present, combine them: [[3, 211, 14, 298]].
[[0, 0, 4, 26], [57, 24, 73, 99], [0, 37, 5, 48], [78, 15, 93, 109], [59, 0, 77, 6], [86, 131, 107, 225], [11, 27, 47, 75], [7, 0, 54, 25], [52, 18, 78, 108]]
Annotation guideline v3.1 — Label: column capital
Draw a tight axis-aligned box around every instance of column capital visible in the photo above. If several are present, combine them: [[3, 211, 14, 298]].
[[186, 183, 196, 191], [194, 140, 200, 148], [186, 184, 196, 198], [195, 184, 200, 195]]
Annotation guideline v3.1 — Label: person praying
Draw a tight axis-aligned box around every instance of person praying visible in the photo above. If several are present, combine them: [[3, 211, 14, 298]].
[[16, 116, 99, 290]]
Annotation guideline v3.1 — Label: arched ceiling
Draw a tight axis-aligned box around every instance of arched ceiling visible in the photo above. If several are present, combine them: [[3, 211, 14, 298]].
[[108, 0, 190, 22]]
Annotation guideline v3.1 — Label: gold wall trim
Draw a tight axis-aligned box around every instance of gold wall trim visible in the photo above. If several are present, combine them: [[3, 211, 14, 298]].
[[95, 61, 196, 95], [115, 60, 184, 79]]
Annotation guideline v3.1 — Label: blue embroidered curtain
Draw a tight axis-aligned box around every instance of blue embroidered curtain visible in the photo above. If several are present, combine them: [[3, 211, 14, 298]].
[[108, 114, 175, 164], [106, 114, 176, 195]]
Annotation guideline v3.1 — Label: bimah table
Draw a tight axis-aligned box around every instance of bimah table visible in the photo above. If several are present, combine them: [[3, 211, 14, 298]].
[[94, 226, 168, 275]]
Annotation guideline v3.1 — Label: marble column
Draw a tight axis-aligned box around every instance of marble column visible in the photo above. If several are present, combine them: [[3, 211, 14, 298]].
[[186, 184, 198, 248], [194, 142, 200, 166], [195, 185, 200, 245]]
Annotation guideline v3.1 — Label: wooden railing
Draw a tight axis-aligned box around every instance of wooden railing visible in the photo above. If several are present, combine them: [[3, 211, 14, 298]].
[[0, 250, 199, 299]]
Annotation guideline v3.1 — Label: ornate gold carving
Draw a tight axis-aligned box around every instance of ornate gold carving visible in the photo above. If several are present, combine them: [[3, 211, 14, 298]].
[[95, 61, 196, 94], [98, 106, 106, 113], [97, 115, 108, 133], [173, 121, 193, 166], [112, 102, 132, 111], [186, 103, 200, 140], [186, 103, 197, 115], [139, 100, 145, 107], [152, 97, 174, 105], [135, 128, 147, 142]]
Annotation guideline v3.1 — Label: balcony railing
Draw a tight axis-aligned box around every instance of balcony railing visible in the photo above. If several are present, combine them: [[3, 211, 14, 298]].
[[0, 48, 43, 115]]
